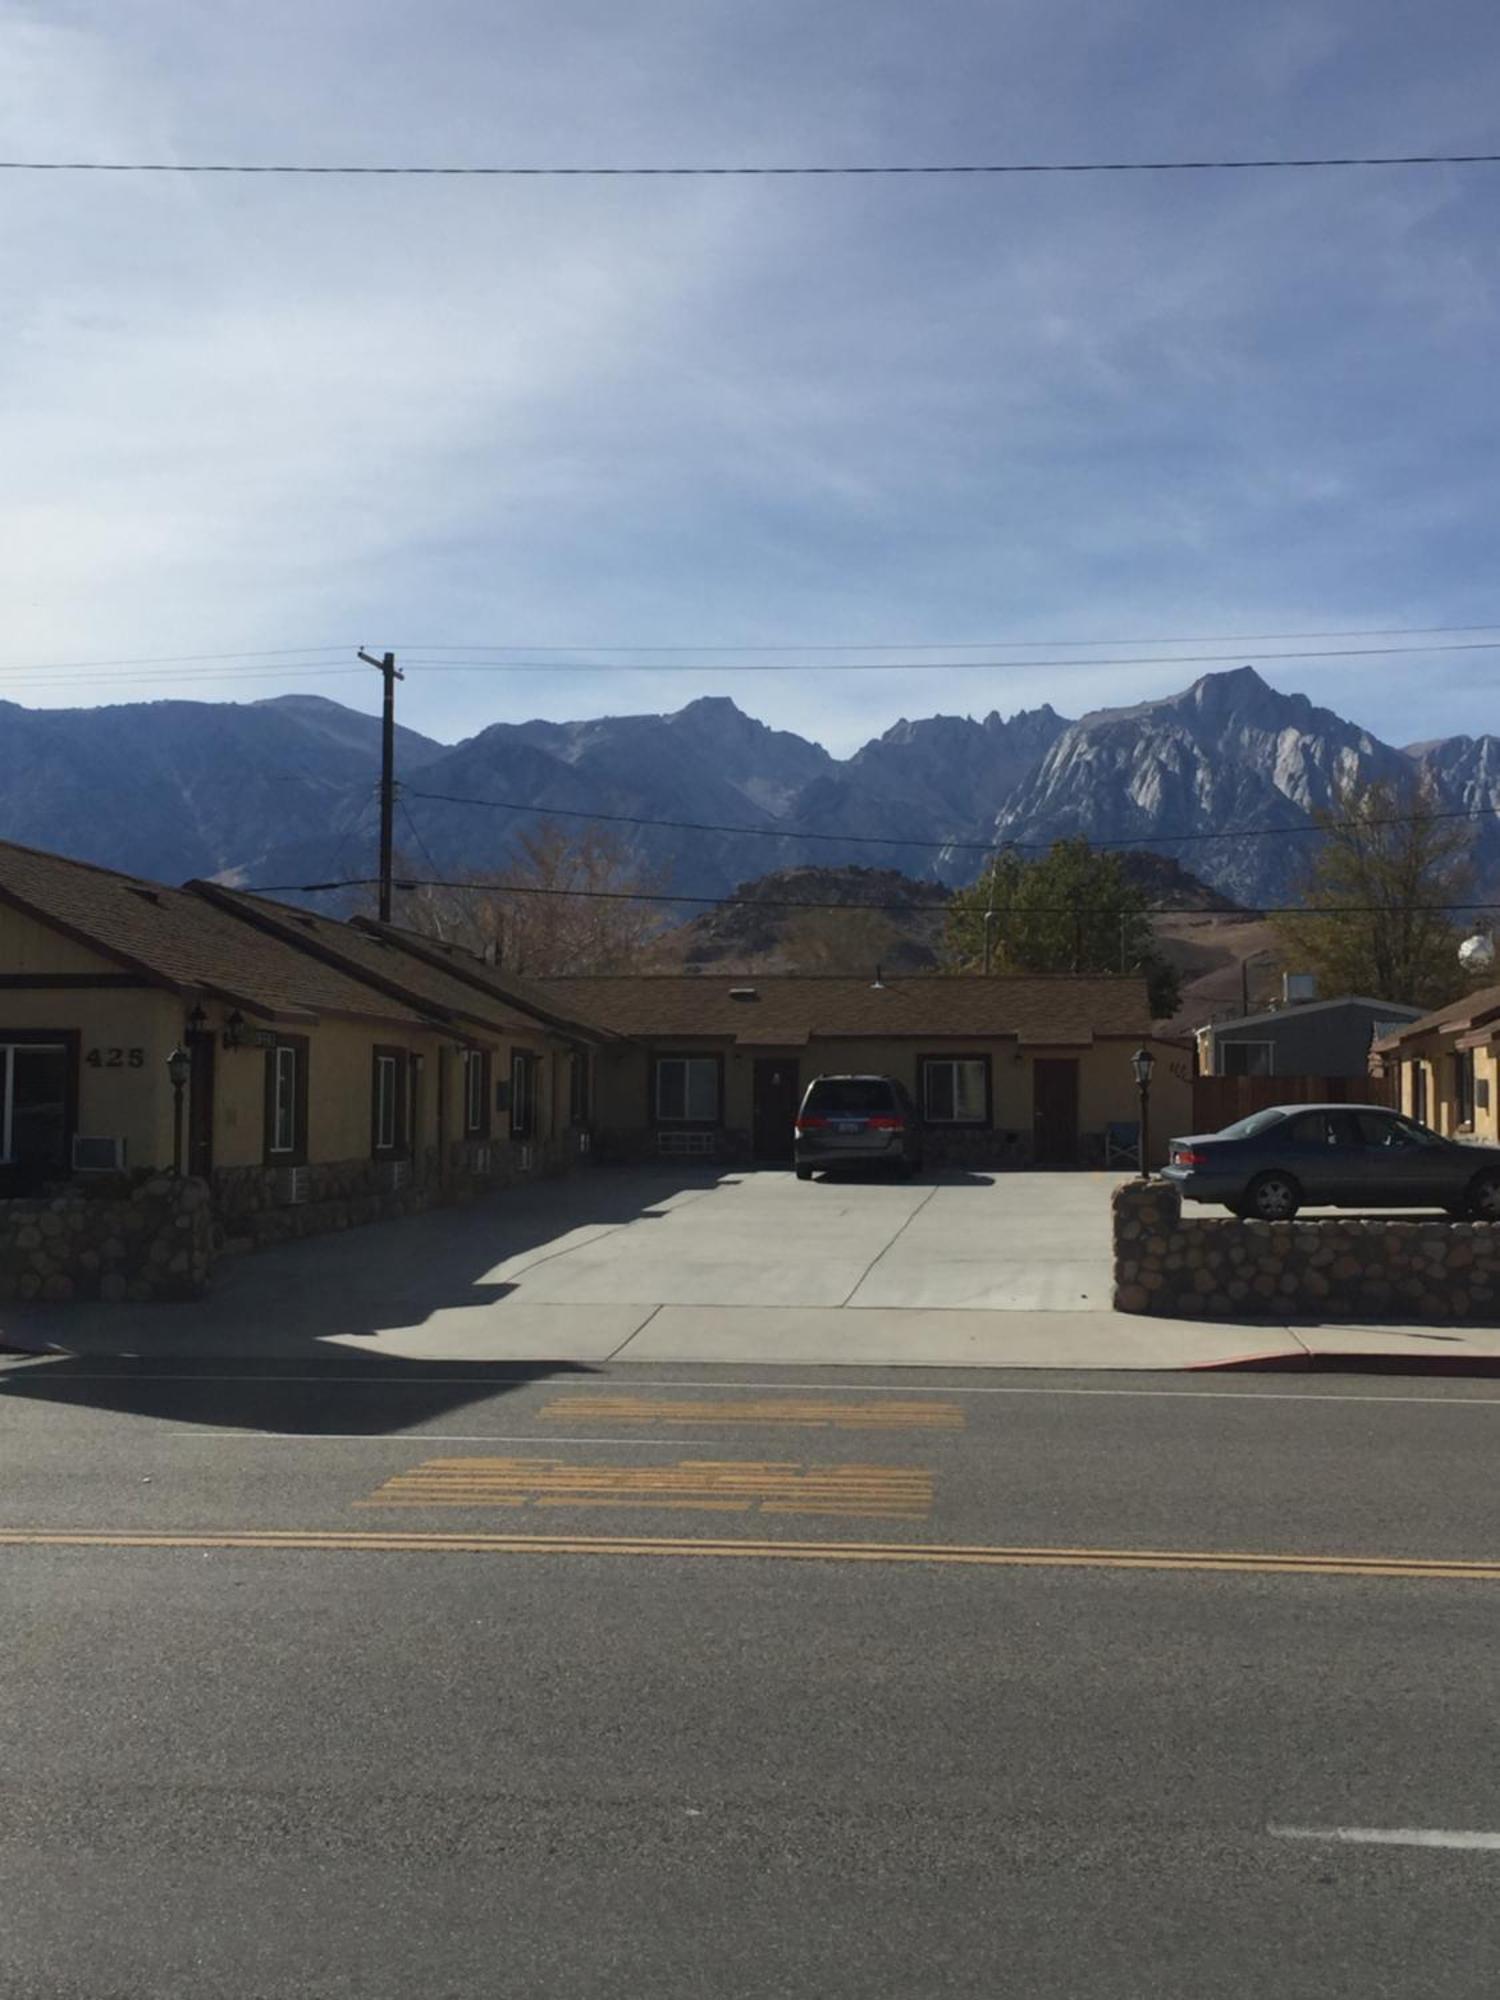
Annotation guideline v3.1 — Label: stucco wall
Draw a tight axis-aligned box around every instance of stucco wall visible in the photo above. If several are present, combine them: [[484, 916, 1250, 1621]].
[[1396, 1045, 1500, 1145], [592, 1033, 1190, 1166], [0, 979, 183, 1171]]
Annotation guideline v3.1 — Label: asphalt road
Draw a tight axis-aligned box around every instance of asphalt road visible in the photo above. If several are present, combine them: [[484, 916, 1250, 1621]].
[[4, 1356, 1499, 1998]]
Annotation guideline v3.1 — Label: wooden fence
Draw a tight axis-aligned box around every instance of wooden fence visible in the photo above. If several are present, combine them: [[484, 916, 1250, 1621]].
[[1191, 1072, 1396, 1132]]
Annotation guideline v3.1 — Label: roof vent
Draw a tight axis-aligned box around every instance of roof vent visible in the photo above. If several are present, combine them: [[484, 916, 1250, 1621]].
[[728, 986, 759, 1002]]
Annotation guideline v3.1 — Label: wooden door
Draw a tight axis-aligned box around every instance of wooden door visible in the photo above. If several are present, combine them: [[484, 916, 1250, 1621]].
[[1032, 1059, 1079, 1166], [187, 1031, 215, 1179], [752, 1058, 801, 1163]]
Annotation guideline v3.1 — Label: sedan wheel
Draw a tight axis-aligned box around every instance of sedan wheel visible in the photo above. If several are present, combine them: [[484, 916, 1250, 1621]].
[[1467, 1171, 1500, 1220], [1244, 1172, 1300, 1222]]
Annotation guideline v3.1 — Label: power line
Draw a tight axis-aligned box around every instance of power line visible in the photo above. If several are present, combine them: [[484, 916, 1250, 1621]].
[[245, 871, 1500, 919], [393, 639, 1500, 673], [1, 620, 1495, 677], [3, 152, 1498, 178], [405, 783, 1500, 854], [395, 622, 1500, 653]]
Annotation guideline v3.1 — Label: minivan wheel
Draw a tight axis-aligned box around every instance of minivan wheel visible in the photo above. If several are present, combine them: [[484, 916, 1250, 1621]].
[[795, 1166, 813, 1182], [1466, 1170, 1500, 1220], [1243, 1171, 1301, 1221]]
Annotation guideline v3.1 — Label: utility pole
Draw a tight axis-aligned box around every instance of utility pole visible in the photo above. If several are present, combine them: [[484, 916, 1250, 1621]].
[[358, 649, 404, 921]]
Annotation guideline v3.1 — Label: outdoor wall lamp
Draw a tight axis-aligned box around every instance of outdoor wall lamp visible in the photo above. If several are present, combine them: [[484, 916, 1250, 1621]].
[[222, 1010, 247, 1050], [1131, 1045, 1155, 1176], [167, 1045, 191, 1176], [186, 1003, 208, 1035]]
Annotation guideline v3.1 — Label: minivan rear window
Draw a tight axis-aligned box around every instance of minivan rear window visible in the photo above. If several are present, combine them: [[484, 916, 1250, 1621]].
[[804, 1078, 897, 1116]]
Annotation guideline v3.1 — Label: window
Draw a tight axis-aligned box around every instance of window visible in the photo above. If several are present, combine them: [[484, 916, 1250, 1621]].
[[1411, 1062, 1428, 1124], [511, 1050, 537, 1140], [262, 1037, 308, 1164], [1456, 1050, 1476, 1127], [1286, 1111, 1344, 1148], [921, 1056, 989, 1125], [568, 1052, 591, 1126], [1221, 1040, 1273, 1078], [654, 1056, 719, 1125], [804, 1078, 899, 1117], [464, 1050, 490, 1137], [0, 1040, 70, 1173], [1354, 1110, 1440, 1150], [371, 1048, 405, 1156]]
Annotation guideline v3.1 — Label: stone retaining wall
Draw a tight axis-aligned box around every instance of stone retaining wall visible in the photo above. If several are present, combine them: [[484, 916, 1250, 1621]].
[[0, 1177, 215, 1303], [1113, 1178, 1500, 1322]]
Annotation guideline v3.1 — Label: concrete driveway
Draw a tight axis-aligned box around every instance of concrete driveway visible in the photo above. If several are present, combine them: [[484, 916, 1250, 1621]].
[[486, 1169, 1115, 1314], [1, 1165, 1301, 1371]]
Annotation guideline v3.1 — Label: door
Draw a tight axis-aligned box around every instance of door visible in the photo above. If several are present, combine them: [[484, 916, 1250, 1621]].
[[1348, 1107, 1459, 1208], [187, 1031, 214, 1179], [1032, 1059, 1079, 1166], [753, 1058, 801, 1163], [1279, 1108, 1362, 1204]]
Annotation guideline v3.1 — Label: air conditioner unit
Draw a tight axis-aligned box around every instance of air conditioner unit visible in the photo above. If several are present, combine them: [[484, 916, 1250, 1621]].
[[72, 1135, 126, 1173], [381, 1159, 411, 1193], [277, 1165, 309, 1206]]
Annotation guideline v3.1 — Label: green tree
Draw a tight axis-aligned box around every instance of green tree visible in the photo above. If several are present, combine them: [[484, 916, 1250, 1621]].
[[945, 838, 1181, 1017], [1273, 775, 1477, 1008]]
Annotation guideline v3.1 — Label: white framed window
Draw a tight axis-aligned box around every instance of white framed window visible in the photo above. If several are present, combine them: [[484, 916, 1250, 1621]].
[[1221, 1040, 1274, 1078], [1, 1041, 69, 1168], [465, 1050, 488, 1134], [510, 1050, 536, 1139], [374, 1055, 398, 1151], [655, 1056, 719, 1125], [921, 1057, 989, 1125], [271, 1045, 298, 1153]]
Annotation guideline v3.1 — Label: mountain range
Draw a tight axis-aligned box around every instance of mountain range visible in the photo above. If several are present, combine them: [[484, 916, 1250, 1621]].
[[1, 667, 1494, 910]]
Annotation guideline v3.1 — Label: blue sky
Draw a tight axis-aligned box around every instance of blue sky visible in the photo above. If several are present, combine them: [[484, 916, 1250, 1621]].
[[1, 0, 1497, 754]]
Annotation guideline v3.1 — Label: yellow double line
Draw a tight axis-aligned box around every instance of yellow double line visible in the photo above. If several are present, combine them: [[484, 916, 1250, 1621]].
[[2, 1528, 1497, 1582]]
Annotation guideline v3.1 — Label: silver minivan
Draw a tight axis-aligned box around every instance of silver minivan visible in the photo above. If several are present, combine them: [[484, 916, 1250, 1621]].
[[793, 1074, 923, 1181]]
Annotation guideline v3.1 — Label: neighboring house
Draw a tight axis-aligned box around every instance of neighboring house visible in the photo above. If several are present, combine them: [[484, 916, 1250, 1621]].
[[1195, 996, 1425, 1079], [0, 841, 598, 1216], [1372, 984, 1500, 1144], [536, 973, 1190, 1168]]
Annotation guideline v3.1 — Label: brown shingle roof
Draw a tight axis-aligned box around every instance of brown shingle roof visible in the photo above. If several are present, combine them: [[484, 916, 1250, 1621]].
[[0, 839, 429, 1027], [352, 919, 614, 1042], [1372, 982, 1500, 1055], [534, 973, 1158, 1044], [193, 885, 552, 1041]]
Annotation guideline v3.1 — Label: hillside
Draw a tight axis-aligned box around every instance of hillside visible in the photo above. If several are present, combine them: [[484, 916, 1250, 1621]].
[[4, 666, 1498, 911]]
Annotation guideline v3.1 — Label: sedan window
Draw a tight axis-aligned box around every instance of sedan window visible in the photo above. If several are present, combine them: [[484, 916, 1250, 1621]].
[[1286, 1111, 1341, 1147]]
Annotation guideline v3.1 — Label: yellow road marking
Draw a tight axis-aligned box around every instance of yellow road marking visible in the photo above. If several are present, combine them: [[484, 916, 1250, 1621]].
[[355, 1457, 933, 1521], [2, 1528, 1497, 1581], [538, 1397, 965, 1431]]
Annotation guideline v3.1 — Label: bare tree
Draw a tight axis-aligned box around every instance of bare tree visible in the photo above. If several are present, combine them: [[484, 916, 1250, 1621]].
[[396, 822, 668, 974], [1273, 775, 1477, 1008]]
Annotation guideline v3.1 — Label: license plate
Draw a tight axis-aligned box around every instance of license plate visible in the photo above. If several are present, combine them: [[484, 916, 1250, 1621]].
[[834, 1121, 863, 1135]]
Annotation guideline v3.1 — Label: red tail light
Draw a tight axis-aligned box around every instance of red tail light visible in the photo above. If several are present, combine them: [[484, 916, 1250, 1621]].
[[1173, 1148, 1208, 1167], [795, 1115, 827, 1133], [867, 1115, 905, 1132]]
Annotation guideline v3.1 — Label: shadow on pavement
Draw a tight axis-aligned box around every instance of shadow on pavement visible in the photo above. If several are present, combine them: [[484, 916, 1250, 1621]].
[[0, 1352, 599, 1434], [0, 1166, 733, 1431]]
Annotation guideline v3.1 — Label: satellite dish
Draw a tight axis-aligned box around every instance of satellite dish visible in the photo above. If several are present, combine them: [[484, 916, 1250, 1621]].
[[1459, 930, 1496, 972]]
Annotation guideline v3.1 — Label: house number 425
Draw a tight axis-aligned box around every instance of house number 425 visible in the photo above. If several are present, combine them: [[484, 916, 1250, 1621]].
[[86, 1047, 146, 1069]]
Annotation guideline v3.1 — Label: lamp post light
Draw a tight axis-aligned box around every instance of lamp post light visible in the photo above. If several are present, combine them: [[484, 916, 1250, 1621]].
[[167, 1045, 191, 1176], [1131, 1045, 1156, 1177]]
